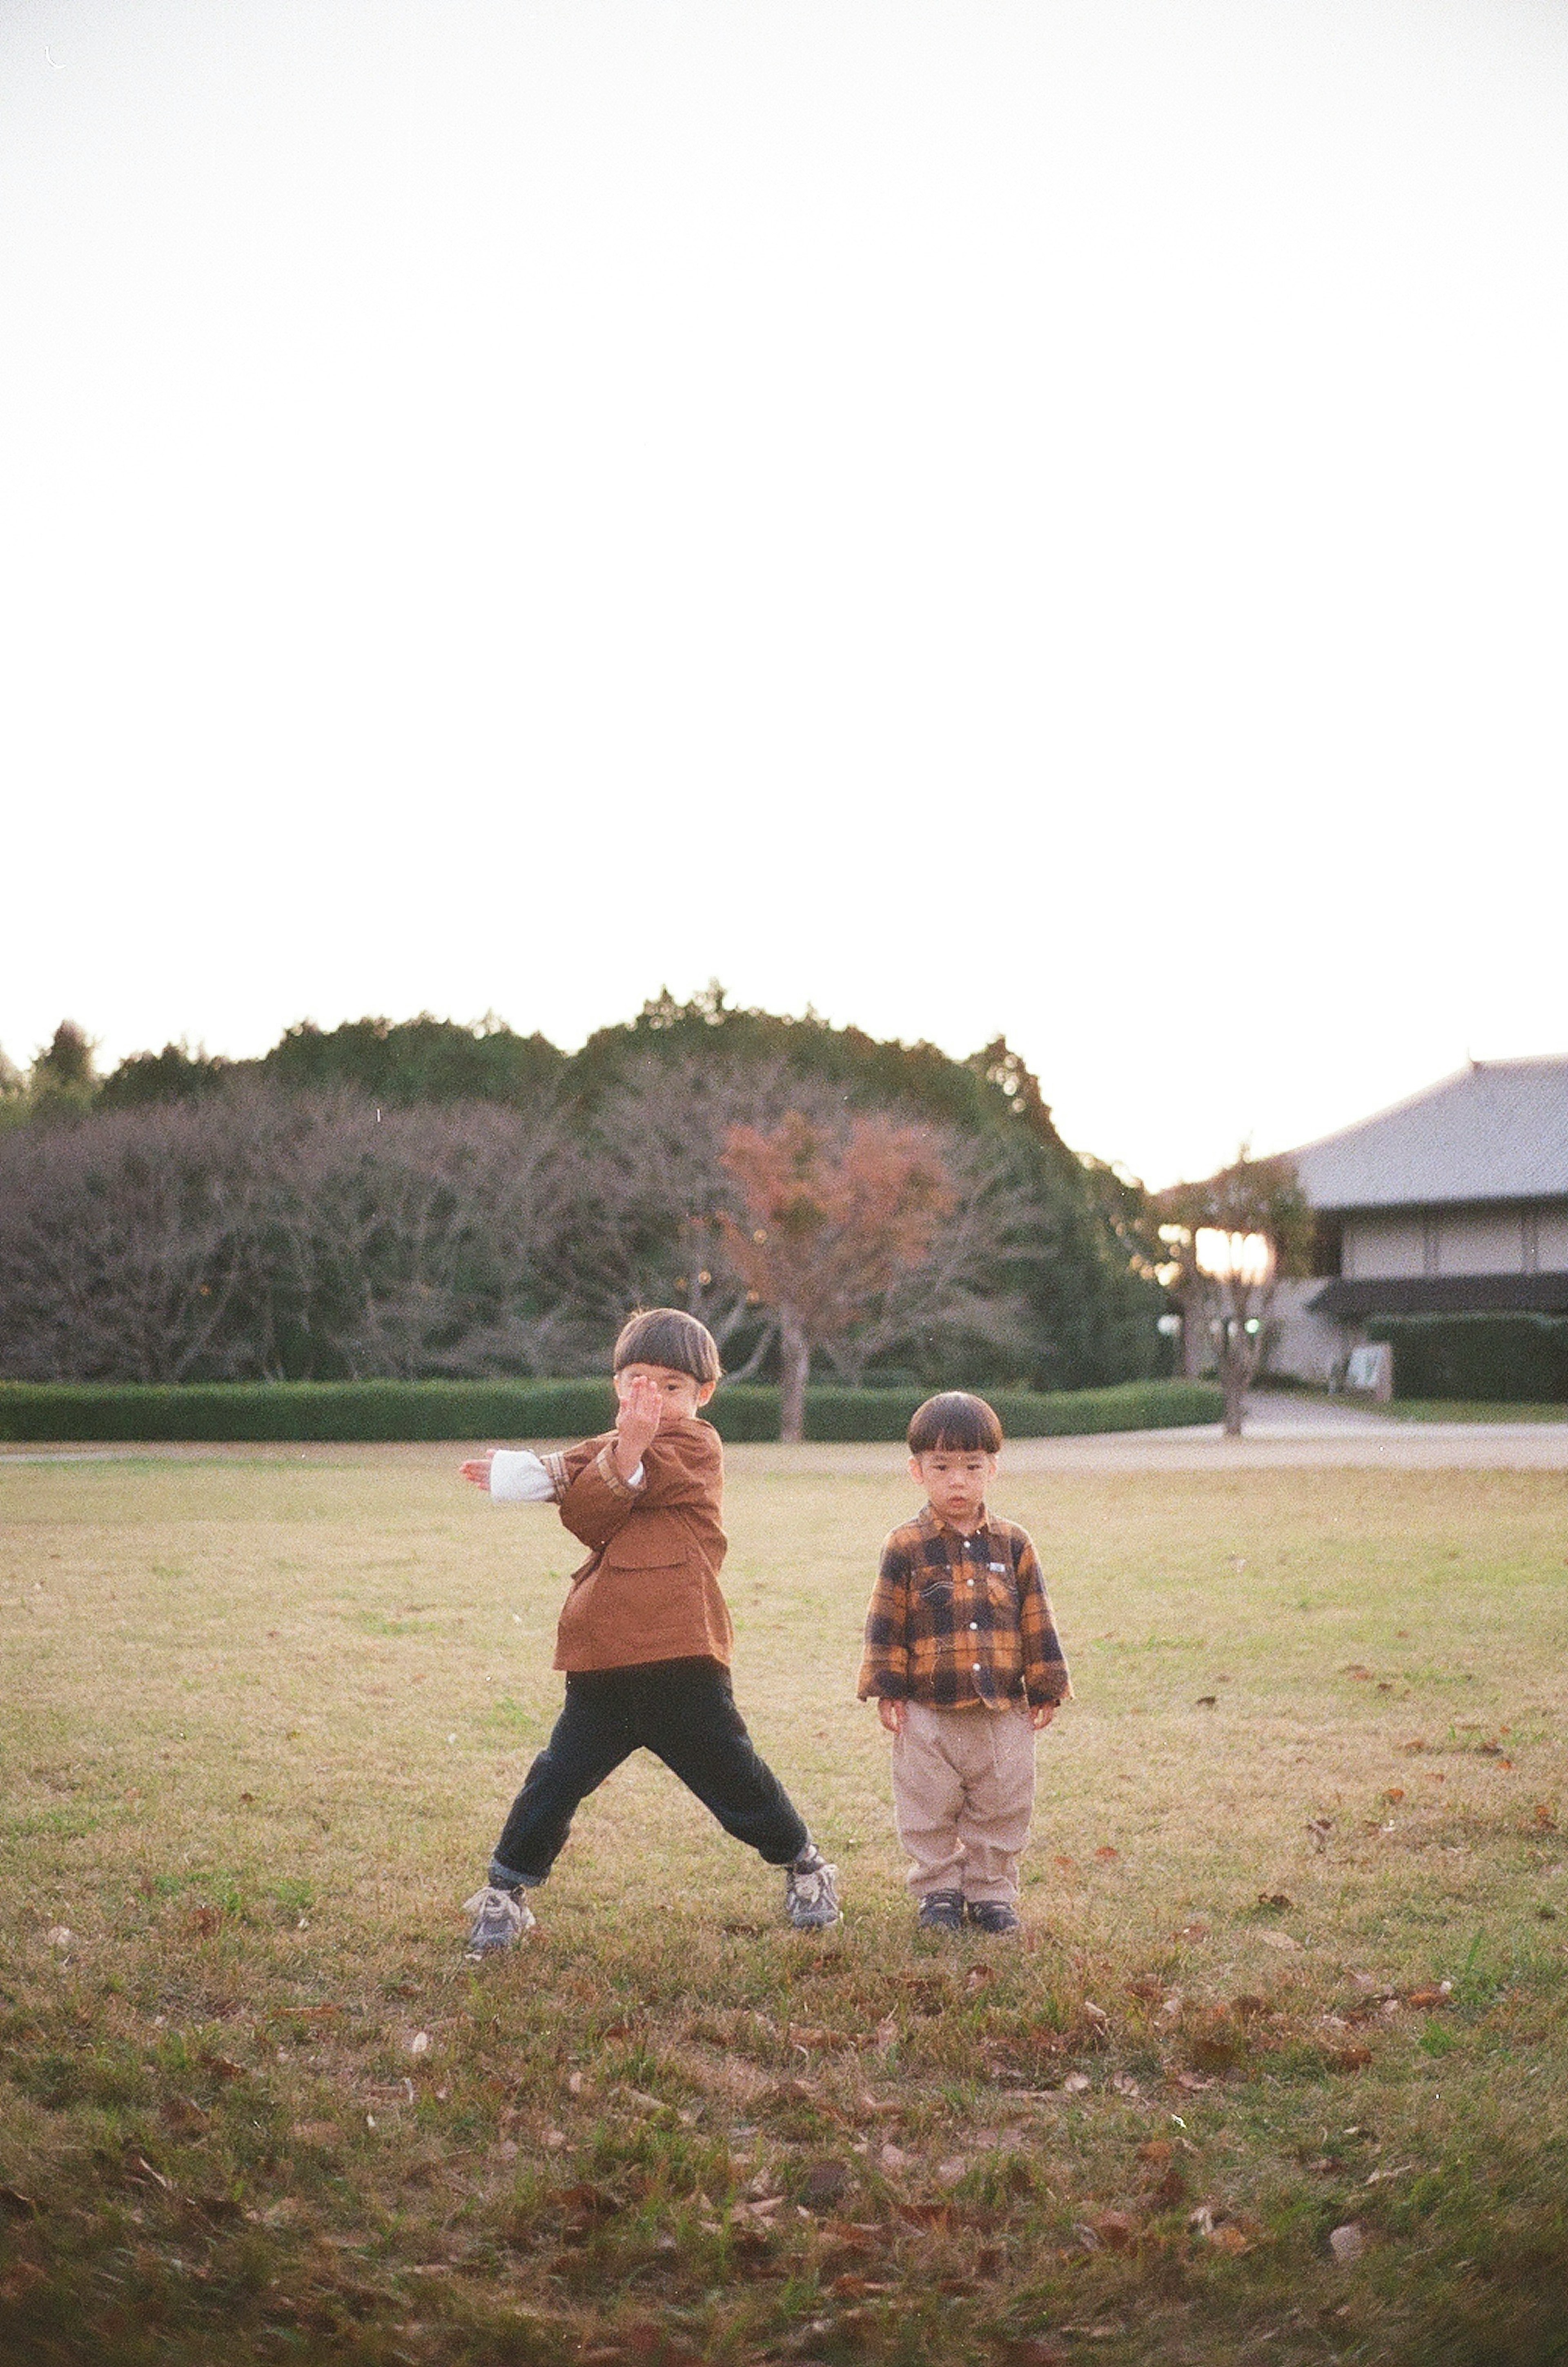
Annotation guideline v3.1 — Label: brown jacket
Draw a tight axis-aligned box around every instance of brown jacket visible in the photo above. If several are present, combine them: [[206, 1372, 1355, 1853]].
[[549, 1418, 732, 1674]]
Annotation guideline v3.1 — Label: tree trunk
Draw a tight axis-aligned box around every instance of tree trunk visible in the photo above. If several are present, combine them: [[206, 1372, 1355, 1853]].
[[1221, 1351, 1247, 1438], [779, 1308, 809, 1444]]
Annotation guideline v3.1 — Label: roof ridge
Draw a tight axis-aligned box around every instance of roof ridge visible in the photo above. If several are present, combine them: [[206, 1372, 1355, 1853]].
[[1279, 1054, 1568, 1164]]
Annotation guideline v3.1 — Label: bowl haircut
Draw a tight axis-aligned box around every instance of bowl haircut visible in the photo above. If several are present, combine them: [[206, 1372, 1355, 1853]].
[[907, 1391, 1004, 1457], [612, 1306, 723, 1387]]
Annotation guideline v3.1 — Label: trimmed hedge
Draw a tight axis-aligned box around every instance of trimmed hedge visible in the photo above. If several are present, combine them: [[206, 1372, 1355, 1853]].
[[1370, 1315, 1568, 1405], [0, 1376, 1222, 1445]]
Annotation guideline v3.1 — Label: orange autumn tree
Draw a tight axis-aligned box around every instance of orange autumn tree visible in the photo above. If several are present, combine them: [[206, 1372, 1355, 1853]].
[[719, 1111, 957, 1442]]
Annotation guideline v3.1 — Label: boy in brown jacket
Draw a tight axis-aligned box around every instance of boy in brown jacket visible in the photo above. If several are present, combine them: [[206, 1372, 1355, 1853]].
[[458, 1308, 840, 1951]]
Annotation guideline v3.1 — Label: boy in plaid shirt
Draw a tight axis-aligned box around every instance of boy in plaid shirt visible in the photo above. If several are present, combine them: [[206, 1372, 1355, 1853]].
[[857, 1392, 1070, 1933]]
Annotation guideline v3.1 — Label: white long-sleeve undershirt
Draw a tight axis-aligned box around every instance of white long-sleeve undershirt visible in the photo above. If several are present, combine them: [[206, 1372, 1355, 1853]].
[[488, 1447, 642, 1502]]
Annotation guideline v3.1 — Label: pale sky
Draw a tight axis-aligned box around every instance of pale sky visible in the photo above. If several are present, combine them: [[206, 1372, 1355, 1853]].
[[3, 0, 1565, 1187]]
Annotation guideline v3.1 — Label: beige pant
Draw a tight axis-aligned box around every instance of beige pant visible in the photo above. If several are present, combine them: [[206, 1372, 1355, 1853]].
[[891, 1701, 1036, 1904]]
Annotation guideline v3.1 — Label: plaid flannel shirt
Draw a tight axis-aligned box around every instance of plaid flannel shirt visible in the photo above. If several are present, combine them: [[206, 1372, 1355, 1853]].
[[857, 1504, 1071, 1711]]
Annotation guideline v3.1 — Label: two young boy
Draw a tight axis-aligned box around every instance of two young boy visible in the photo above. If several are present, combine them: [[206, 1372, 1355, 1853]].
[[460, 1311, 1069, 1948]]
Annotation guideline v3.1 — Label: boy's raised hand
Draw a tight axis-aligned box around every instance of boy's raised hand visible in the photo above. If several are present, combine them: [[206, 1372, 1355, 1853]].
[[459, 1452, 495, 1489], [612, 1370, 663, 1482]]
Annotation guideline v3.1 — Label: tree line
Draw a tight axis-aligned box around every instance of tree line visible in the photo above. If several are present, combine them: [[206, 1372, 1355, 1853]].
[[0, 991, 1171, 1415]]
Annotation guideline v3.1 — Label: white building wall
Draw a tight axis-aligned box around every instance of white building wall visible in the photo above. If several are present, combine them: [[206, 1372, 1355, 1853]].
[[1262, 1279, 1354, 1386], [1441, 1209, 1529, 1273], [1343, 1216, 1425, 1279], [1537, 1205, 1568, 1269], [1341, 1200, 1568, 1279]]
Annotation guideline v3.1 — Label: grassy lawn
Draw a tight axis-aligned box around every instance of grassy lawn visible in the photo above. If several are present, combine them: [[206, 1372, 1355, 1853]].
[[2, 1446, 1565, 2367]]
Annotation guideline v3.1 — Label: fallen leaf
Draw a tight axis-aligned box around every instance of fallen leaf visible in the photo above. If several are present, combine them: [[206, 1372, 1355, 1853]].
[[1111, 2074, 1140, 2097], [1406, 1984, 1452, 2009], [1082, 2001, 1110, 2027], [1094, 1846, 1120, 1862], [1231, 1994, 1268, 2021], [1329, 2221, 1365, 2263], [1257, 1930, 1301, 1952], [185, 1906, 220, 1938], [1136, 2139, 1173, 2166], [1401, 1739, 1427, 1754], [1342, 1665, 1372, 1680], [198, 2052, 245, 2081], [1094, 2211, 1136, 2251], [964, 1965, 995, 1994], [1383, 1787, 1406, 1804], [896, 2200, 953, 2230], [1062, 2073, 1091, 2094], [1052, 1855, 1078, 1874], [854, 2092, 903, 2121], [406, 2030, 431, 2057], [872, 2014, 898, 2054], [802, 2159, 850, 2208], [159, 2096, 209, 2136], [1306, 1818, 1334, 1850], [45, 1926, 74, 1949], [935, 2155, 969, 2188], [1194, 1695, 1218, 1708], [829, 2273, 893, 2298], [1257, 1892, 1293, 1910], [1210, 2223, 1252, 2254], [1331, 2044, 1373, 2071], [1174, 2072, 1214, 2093]]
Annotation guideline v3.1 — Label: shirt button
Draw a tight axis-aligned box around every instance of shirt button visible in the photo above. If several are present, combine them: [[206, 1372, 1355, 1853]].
[[972, 1661, 982, 1672], [969, 1621, 979, 1631]]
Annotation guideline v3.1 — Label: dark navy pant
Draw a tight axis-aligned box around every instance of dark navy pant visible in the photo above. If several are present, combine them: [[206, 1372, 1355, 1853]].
[[490, 1656, 809, 1888]]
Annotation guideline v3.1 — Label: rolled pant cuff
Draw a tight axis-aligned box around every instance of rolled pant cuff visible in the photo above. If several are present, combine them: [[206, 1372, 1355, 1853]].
[[489, 1860, 546, 1891]]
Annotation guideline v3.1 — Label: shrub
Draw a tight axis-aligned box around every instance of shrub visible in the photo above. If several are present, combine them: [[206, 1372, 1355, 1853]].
[[0, 1376, 1221, 1444], [1370, 1315, 1568, 1404]]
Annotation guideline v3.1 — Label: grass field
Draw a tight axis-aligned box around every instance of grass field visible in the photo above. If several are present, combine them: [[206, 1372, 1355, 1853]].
[[2, 1446, 1566, 2367]]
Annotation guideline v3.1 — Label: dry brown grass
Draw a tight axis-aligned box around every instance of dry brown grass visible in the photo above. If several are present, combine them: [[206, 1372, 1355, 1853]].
[[2, 1447, 1566, 2366]]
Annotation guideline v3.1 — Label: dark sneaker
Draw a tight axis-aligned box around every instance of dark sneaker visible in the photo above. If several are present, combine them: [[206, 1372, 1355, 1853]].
[[965, 1900, 1021, 1935], [463, 1884, 535, 1954], [917, 1889, 964, 1932], [785, 1848, 842, 1929]]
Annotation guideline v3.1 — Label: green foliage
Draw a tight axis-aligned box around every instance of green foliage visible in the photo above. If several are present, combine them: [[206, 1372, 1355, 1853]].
[[3, 987, 1171, 1391], [260, 1011, 567, 1108], [1372, 1315, 1568, 1404], [98, 1041, 231, 1108], [23, 1019, 99, 1123], [0, 1375, 1220, 1443]]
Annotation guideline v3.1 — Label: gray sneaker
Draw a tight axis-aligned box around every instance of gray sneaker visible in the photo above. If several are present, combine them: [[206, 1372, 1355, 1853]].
[[917, 1888, 964, 1932], [965, 1899, 1021, 1935], [785, 1848, 841, 1929], [463, 1884, 535, 1954]]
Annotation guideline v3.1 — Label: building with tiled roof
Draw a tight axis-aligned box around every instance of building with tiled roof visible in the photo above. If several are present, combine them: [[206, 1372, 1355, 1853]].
[[1266, 1057, 1568, 1384]]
